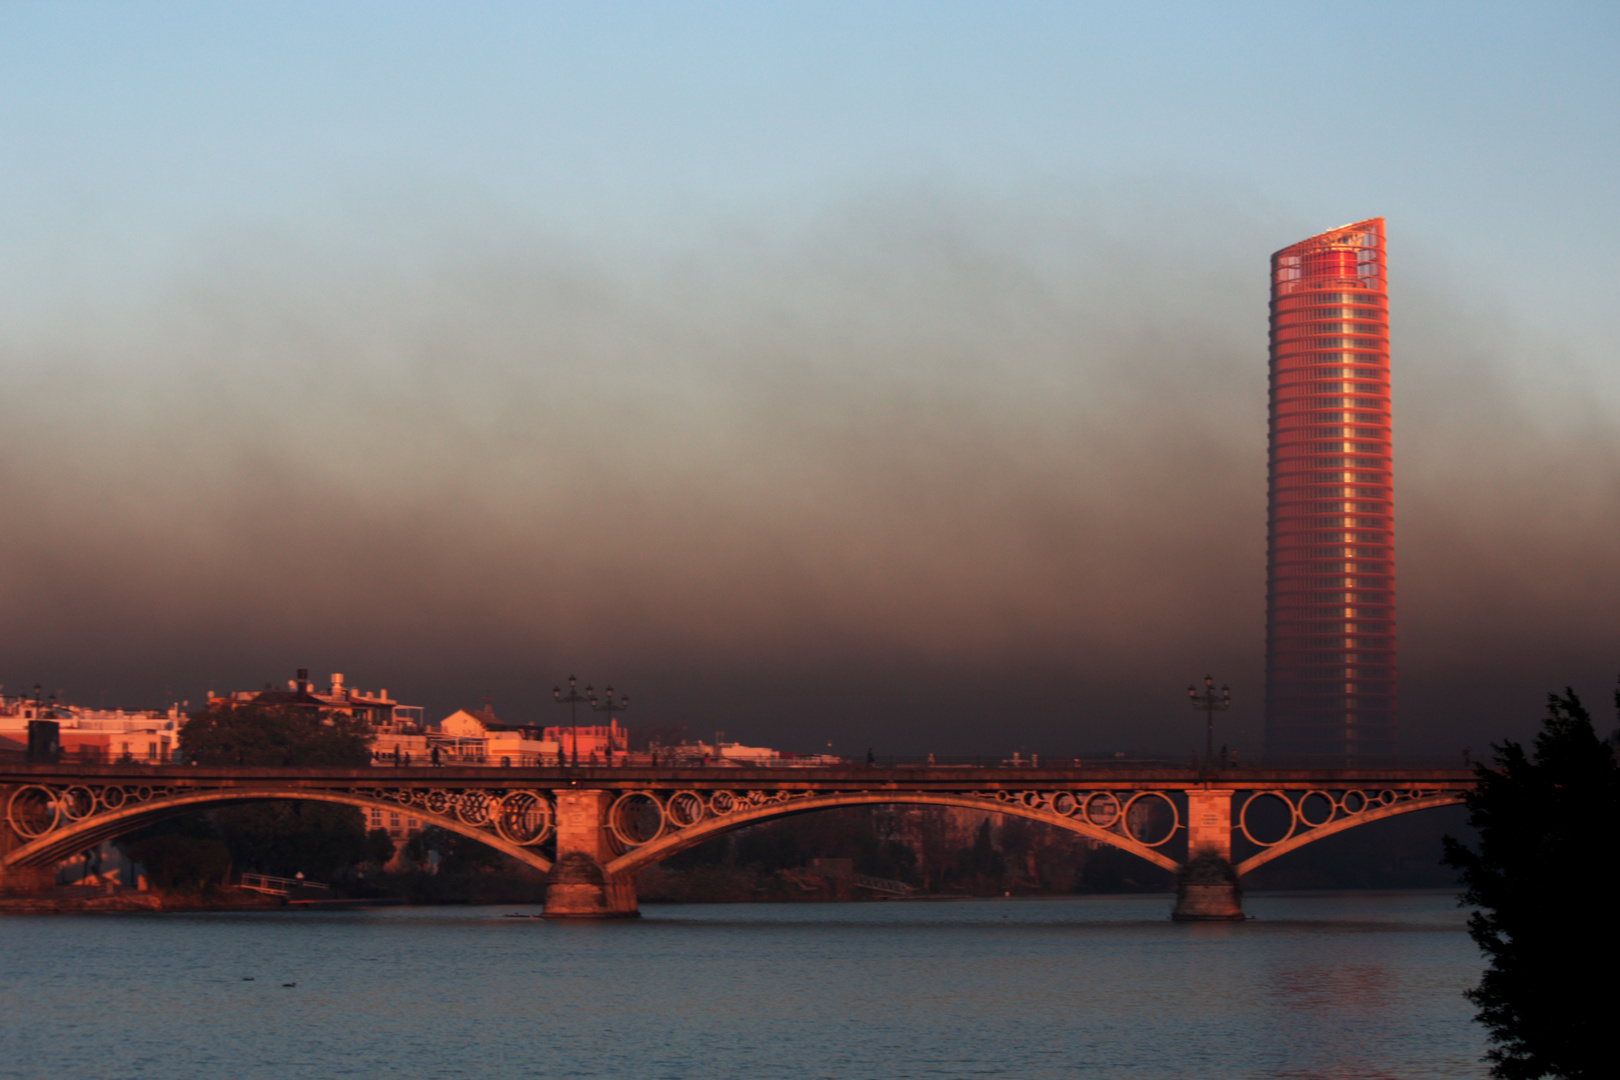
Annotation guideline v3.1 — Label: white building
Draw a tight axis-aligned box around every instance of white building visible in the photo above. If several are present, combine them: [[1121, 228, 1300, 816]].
[[0, 693, 184, 764]]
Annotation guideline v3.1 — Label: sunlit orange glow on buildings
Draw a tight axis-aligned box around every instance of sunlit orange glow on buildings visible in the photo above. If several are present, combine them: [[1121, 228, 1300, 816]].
[[1266, 219, 1396, 759]]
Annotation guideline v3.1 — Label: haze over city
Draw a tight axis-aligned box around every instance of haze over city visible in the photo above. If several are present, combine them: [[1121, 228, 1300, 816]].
[[2, 3, 1616, 757]]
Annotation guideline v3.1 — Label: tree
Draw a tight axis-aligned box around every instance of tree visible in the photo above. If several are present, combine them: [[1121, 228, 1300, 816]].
[[117, 816, 232, 893], [180, 704, 371, 767], [212, 801, 373, 880], [1443, 686, 1620, 1079], [128, 704, 378, 886], [403, 825, 507, 874], [958, 818, 1003, 888], [363, 828, 396, 869]]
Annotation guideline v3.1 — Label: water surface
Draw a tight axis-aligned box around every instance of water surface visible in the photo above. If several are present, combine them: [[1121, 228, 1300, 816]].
[[0, 891, 1486, 1079]]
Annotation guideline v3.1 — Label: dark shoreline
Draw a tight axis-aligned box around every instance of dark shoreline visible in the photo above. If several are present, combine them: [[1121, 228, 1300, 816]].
[[1, 884, 1468, 915]]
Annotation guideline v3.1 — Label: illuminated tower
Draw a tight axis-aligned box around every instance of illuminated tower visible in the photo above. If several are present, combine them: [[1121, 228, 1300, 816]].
[[1265, 219, 1396, 759]]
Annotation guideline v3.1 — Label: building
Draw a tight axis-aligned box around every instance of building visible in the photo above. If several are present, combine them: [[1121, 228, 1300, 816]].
[[0, 693, 185, 764], [371, 708, 626, 768], [207, 669, 424, 730], [431, 708, 562, 766], [1265, 219, 1397, 759]]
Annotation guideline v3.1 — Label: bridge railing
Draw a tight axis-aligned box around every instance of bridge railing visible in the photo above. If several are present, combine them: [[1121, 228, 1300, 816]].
[[237, 873, 330, 896], [864, 756, 1199, 770], [1245, 756, 1475, 770]]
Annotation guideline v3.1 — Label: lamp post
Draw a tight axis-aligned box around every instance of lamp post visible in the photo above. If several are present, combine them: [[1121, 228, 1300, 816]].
[[1188, 674, 1231, 769], [553, 676, 590, 767], [587, 685, 629, 766]]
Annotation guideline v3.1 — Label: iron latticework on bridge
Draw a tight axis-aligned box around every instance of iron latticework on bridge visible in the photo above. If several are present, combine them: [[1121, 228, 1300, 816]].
[[1, 763, 1470, 918], [1266, 218, 1397, 759]]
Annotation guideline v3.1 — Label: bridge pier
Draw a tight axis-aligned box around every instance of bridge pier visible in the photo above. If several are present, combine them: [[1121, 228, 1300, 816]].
[[0, 862, 53, 894], [1173, 788, 1244, 921], [0, 793, 53, 894], [543, 789, 639, 919]]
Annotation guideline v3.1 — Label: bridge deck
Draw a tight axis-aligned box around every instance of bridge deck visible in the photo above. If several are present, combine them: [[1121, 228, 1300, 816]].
[[0, 762, 1477, 791]]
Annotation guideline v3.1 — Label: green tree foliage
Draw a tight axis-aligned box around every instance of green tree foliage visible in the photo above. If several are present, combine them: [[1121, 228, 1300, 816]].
[[180, 704, 372, 766], [1443, 687, 1619, 1080]]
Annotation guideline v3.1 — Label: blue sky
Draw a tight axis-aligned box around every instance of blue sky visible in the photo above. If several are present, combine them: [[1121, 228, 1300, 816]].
[[2, 2, 1616, 359]]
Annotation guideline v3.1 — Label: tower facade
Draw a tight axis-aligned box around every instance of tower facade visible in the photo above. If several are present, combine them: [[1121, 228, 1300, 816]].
[[1265, 219, 1396, 759]]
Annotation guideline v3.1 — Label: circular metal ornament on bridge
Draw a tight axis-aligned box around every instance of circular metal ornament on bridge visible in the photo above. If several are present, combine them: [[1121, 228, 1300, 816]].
[[1341, 790, 1368, 814], [60, 786, 98, 821], [1377, 789, 1398, 806], [1049, 792, 1078, 817], [456, 791, 494, 826], [708, 791, 738, 816], [1297, 791, 1337, 828], [1238, 790, 1297, 847], [1121, 791, 1180, 847], [608, 791, 666, 848], [1082, 792, 1121, 828], [665, 791, 707, 828], [7, 785, 60, 838], [425, 791, 450, 815], [133, 786, 153, 802], [494, 791, 553, 846], [99, 786, 127, 810], [1018, 791, 1046, 811]]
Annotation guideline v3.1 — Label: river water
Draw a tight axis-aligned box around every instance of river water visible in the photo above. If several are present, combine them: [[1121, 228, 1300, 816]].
[[0, 891, 1485, 1079]]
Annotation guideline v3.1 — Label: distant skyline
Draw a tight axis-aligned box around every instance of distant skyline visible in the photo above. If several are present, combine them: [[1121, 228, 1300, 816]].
[[1, 4, 1617, 755]]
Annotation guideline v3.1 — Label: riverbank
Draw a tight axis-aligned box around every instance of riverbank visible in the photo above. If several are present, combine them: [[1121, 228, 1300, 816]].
[[0, 886, 289, 914]]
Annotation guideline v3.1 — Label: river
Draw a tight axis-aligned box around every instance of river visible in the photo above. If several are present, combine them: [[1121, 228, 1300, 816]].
[[0, 891, 1486, 1079]]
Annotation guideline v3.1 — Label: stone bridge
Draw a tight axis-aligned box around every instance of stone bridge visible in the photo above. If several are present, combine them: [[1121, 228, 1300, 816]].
[[0, 763, 1474, 919]]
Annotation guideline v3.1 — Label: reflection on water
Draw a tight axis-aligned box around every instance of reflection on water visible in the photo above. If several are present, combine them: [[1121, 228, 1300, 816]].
[[0, 892, 1484, 1079]]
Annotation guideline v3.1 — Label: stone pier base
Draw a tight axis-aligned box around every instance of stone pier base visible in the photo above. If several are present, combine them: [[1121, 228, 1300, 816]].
[[1171, 853, 1245, 921], [541, 852, 639, 919], [0, 864, 54, 895], [541, 789, 640, 919]]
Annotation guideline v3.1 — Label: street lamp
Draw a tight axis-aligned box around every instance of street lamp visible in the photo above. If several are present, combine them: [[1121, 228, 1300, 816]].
[[1188, 674, 1231, 768], [553, 676, 590, 767], [587, 685, 629, 766]]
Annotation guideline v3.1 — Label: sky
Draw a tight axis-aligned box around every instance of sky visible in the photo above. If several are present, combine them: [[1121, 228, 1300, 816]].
[[1, 2, 1616, 756]]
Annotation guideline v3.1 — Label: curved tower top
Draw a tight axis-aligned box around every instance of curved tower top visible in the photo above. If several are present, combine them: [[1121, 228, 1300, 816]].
[[1272, 217, 1385, 297], [1265, 217, 1396, 761]]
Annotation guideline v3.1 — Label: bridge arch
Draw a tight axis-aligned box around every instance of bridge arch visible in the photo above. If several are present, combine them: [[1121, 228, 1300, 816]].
[[2, 788, 553, 874], [604, 791, 1181, 878], [1232, 791, 1464, 877]]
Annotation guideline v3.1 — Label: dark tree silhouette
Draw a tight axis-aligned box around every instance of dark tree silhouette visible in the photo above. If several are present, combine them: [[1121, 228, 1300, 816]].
[[180, 704, 372, 766], [123, 704, 379, 885], [1443, 685, 1619, 1079], [404, 825, 505, 874], [117, 816, 232, 893]]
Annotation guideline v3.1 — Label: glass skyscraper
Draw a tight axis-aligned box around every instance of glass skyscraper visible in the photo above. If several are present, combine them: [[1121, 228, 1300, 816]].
[[1265, 219, 1396, 759]]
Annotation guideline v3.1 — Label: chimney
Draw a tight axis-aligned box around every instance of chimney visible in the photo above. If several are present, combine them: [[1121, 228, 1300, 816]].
[[331, 673, 344, 697], [296, 668, 309, 692]]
